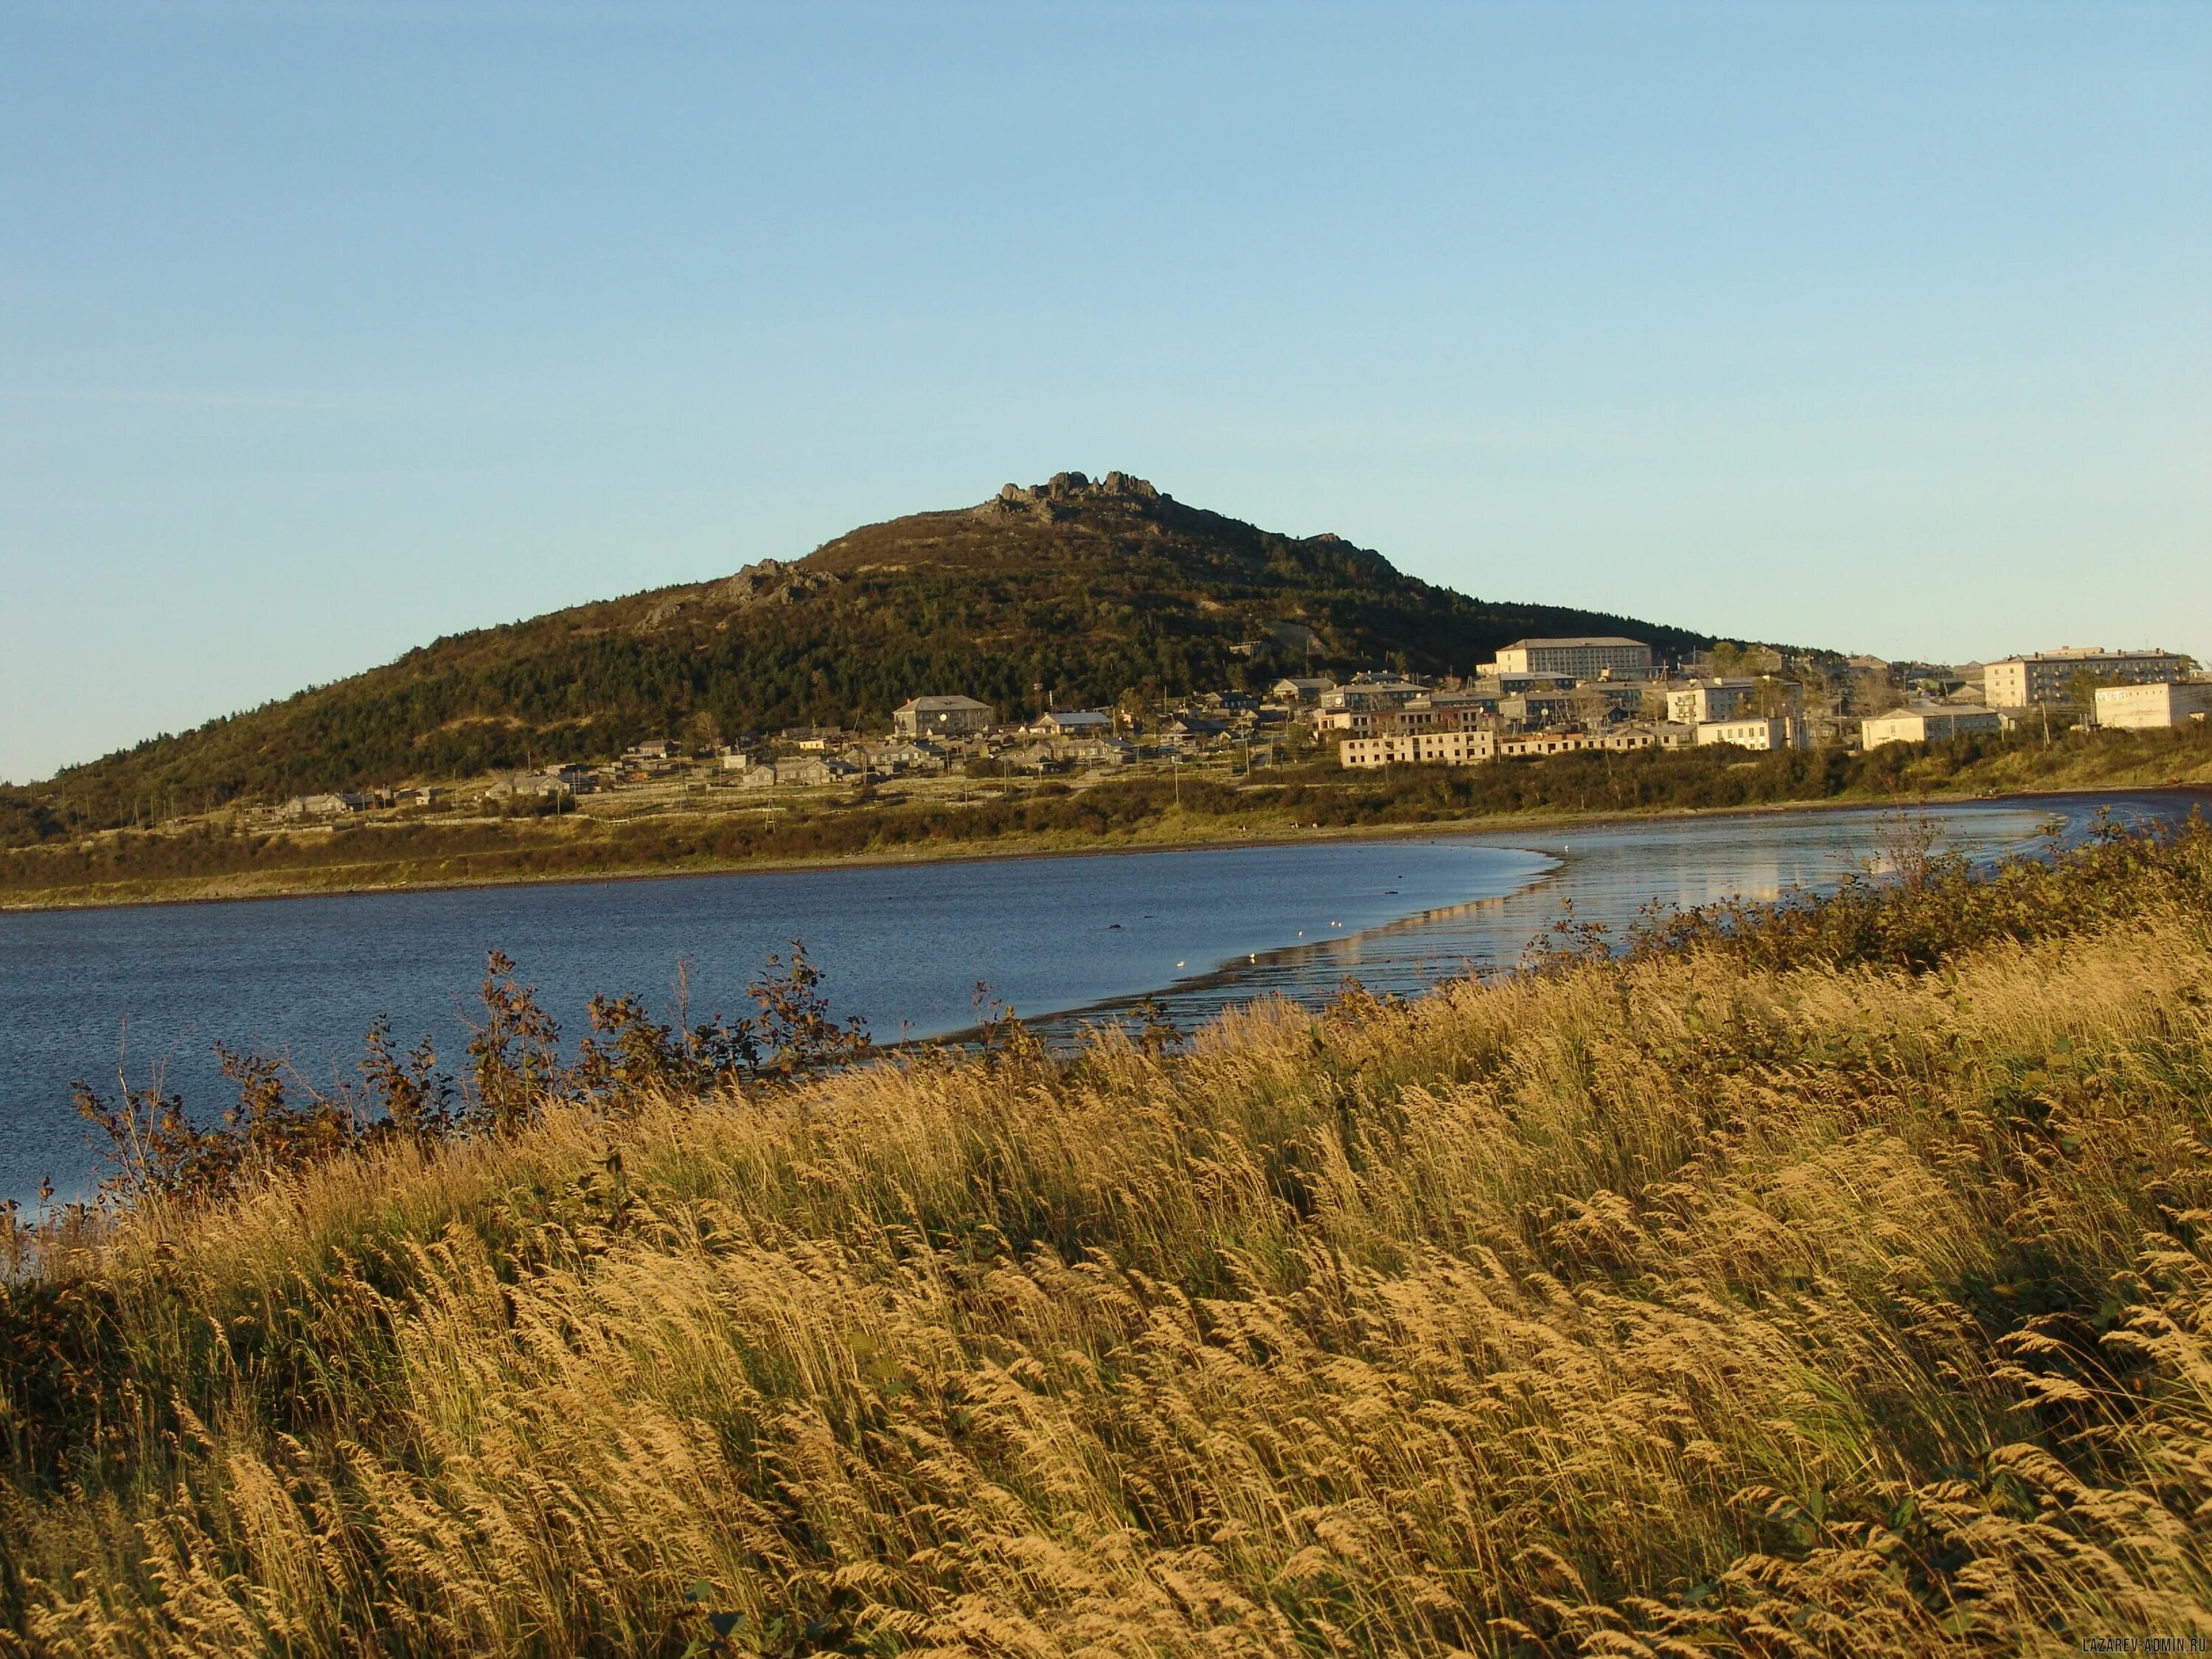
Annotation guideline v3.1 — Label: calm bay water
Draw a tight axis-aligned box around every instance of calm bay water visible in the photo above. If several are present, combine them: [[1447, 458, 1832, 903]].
[[0, 791, 2194, 1202]]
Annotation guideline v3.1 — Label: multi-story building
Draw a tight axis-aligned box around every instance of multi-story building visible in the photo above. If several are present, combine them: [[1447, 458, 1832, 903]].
[[1484, 636, 1653, 681], [2094, 681, 2212, 730], [1695, 717, 1806, 752], [1983, 650, 2191, 709], [1312, 707, 1392, 740], [1470, 672, 1577, 696], [1338, 725, 1660, 769], [1498, 728, 1658, 759], [1860, 706, 2003, 749], [893, 695, 996, 739], [1314, 696, 1489, 740], [1577, 683, 1652, 719], [1425, 689, 1503, 720], [1497, 692, 1579, 728], [1319, 677, 1430, 712], [1666, 679, 1758, 725], [1338, 728, 1500, 769]]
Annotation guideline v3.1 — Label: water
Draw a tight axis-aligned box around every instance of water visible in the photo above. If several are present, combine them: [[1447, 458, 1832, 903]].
[[0, 791, 2195, 1202]]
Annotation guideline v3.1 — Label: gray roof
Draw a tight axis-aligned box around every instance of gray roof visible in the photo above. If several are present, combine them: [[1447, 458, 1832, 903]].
[[895, 695, 994, 712], [1503, 636, 1649, 650]]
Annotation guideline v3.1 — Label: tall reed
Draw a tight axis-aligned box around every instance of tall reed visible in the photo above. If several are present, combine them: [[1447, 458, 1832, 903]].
[[1, 825, 2208, 1655]]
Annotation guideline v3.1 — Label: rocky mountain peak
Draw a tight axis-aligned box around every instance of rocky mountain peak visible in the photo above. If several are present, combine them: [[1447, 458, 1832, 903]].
[[975, 470, 1166, 522]]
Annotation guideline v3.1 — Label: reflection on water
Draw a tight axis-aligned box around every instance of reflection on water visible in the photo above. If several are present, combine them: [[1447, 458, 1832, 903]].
[[1029, 793, 2192, 1040]]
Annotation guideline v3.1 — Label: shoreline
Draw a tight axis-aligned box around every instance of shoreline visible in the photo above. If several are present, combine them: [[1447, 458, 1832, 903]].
[[4, 779, 2204, 917]]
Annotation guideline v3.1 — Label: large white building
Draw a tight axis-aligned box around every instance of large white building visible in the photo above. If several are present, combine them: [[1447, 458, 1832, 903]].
[[1983, 650, 2191, 709], [2094, 681, 2212, 730], [1484, 636, 1653, 681], [1695, 717, 1806, 752], [1861, 706, 2003, 749]]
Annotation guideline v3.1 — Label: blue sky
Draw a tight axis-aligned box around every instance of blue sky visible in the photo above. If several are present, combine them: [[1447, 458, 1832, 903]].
[[2, 1, 2206, 784]]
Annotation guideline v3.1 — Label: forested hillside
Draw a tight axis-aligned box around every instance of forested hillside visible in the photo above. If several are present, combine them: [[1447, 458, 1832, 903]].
[[5, 472, 1703, 838]]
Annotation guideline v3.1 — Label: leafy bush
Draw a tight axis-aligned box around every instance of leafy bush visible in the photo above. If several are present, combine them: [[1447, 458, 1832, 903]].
[[68, 943, 869, 1209]]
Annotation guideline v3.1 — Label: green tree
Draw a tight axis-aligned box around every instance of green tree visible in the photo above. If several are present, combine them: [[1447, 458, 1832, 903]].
[[2067, 669, 2125, 719]]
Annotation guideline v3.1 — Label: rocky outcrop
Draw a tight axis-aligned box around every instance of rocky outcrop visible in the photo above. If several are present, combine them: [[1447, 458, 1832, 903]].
[[714, 560, 844, 608], [973, 470, 1166, 522], [630, 560, 844, 635]]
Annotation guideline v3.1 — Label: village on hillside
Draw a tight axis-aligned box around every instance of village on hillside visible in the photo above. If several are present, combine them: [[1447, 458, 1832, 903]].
[[276, 637, 2209, 823]]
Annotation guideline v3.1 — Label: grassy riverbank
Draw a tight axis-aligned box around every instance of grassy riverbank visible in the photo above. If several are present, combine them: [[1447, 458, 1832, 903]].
[[4, 722, 2210, 911], [1, 818, 2208, 1654]]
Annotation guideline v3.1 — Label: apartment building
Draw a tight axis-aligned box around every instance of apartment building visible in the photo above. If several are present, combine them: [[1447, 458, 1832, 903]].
[[893, 695, 996, 738], [1338, 728, 1500, 769], [1316, 697, 1486, 740], [1319, 677, 1430, 712], [1338, 718, 1664, 769], [1666, 679, 1758, 725], [1496, 691, 1579, 728], [1983, 650, 2191, 709], [1484, 636, 1653, 681], [1498, 728, 1658, 759]]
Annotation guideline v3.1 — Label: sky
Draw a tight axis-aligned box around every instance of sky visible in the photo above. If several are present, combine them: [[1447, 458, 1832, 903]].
[[2, 1, 2207, 785]]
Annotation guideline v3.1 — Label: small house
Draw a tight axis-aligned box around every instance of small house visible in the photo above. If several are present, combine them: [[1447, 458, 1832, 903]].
[[1032, 709, 1114, 739]]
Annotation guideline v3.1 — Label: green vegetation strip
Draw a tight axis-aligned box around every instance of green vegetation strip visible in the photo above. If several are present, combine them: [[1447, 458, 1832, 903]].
[[6, 722, 2210, 908]]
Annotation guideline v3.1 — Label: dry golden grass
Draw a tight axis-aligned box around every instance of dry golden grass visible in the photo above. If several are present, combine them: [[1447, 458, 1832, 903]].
[[2, 893, 2209, 1654]]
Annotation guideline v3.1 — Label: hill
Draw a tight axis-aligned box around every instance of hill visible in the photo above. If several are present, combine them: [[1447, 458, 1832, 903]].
[[4, 472, 1705, 839]]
